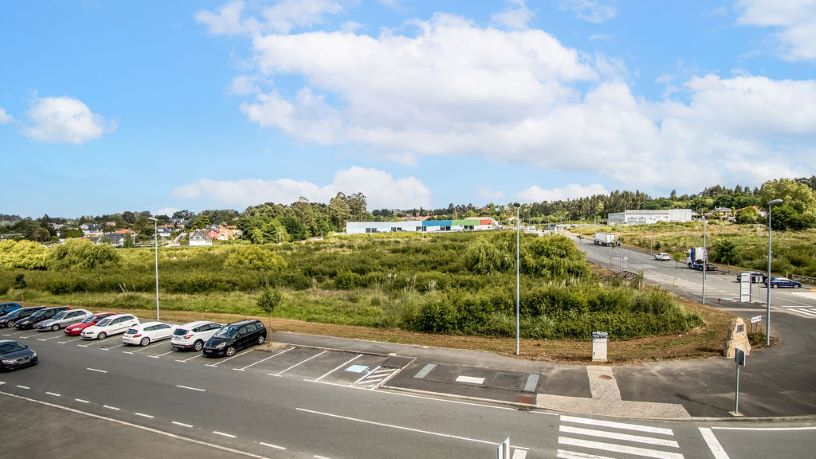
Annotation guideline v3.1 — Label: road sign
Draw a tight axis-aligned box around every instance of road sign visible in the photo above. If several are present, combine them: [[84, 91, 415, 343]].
[[735, 348, 746, 367], [739, 272, 752, 302], [750, 315, 762, 324]]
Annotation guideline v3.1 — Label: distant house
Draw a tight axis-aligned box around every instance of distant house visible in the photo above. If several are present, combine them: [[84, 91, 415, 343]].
[[90, 233, 126, 248], [215, 225, 241, 241], [189, 230, 212, 247], [156, 227, 172, 239], [207, 230, 219, 239], [81, 224, 103, 237]]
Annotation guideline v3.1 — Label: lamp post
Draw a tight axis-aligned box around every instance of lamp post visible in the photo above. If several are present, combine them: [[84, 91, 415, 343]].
[[766, 198, 783, 346], [148, 217, 160, 321], [514, 202, 521, 356], [702, 217, 707, 305]]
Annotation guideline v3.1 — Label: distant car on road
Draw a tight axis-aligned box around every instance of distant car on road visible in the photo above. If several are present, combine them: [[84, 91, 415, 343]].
[[0, 307, 45, 328], [765, 277, 802, 288], [64, 312, 115, 336], [0, 302, 21, 317], [82, 314, 139, 340], [0, 340, 38, 371], [37, 309, 92, 332], [15, 306, 69, 330], [654, 252, 671, 261], [123, 321, 176, 346], [171, 321, 223, 351], [203, 319, 266, 357]]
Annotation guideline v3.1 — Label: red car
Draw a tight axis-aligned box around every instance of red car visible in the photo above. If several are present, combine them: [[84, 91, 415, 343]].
[[64, 312, 115, 336]]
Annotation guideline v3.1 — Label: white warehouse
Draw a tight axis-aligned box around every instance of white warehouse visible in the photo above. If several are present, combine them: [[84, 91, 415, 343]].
[[607, 209, 693, 225]]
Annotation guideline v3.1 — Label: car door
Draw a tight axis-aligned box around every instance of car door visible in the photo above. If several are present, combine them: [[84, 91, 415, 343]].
[[65, 311, 83, 326], [113, 317, 127, 334], [236, 325, 250, 350], [155, 324, 171, 340]]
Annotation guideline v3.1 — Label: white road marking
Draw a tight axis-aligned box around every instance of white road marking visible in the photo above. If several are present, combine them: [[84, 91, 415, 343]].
[[699, 427, 729, 459], [558, 437, 683, 459], [77, 344, 89, 348], [172, 421, 193, 428], [38, 335, 64, 341], [103, 405, 120, 411], [0, 381, 4, 385], [557, 450, 614, 459], [354, 366, 384, 384], [75, 398, 89, 403], [314, 456, 332, 459], [455, 375, 485, 385], [45, 392, 61, 397], [314, 354, 363, 381], [149, 350, 175, 358], [259, 442, 286, 450], [206, 349, 254, 367], [86, 367, 108, 374], [0, 391, 269, 459], [176, 385, 206, 392], [235, 347, 294, 371], [512, 449, 528, 459], [297, 408, 528, 448], [560, 425, 679, 448], [17, 385, 30, 390], [176, 353, 203, 363], [711, 426, 816, 431], [213, 431, 236, 439], [122, 351, 134, 355], [104, 343, 127, 349], [271, 350, 327, 376], [560, 415, 674, 435], [20, 335, 32, 339], [135, 412, 154, 419], [58, 336, 84, 344]]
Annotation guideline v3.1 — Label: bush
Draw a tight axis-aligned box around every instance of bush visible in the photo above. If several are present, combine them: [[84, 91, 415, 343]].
[[224, 246, 287, 272], [48, 239, 121, 270], [0, 240, 49, 270], [334, 270, 362, 290]]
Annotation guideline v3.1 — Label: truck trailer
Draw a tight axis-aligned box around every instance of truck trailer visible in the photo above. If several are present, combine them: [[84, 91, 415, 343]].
[[593, 232, 617, 246], [687, 247, 716, 271]]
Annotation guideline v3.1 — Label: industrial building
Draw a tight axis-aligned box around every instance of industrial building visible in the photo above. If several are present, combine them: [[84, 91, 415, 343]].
[[606, 209, 693, 225], [346, 218, 497, 234]]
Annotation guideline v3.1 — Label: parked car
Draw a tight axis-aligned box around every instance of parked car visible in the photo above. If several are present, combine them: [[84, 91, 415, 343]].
[[171, 321, 223, 352], [123, 321, 176, 346], [15, 306, 70, 330], [81, 314, 139, 340], [0, 340, 38, 371], [64, 312, 115, 336], [203, 319, 267, 357], [37, 309, 92, 332], [0, 307, 45, 328], [0, 302, 21, 317], [765, 277, 802, 288], [654, 252, 671, 261], [736, 272, 766, 284]]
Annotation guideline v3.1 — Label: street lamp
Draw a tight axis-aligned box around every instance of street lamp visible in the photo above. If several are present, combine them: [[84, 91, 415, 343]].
[[766, 198, 783, 346], [514, 202, 521, 356], [148, 217, 160, 321], [702, 217, 707, 305]]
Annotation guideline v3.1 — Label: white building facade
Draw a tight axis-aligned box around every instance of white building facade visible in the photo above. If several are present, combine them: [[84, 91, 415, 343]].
[[346, 218, 497, 235], [607, 209, 693, 225]]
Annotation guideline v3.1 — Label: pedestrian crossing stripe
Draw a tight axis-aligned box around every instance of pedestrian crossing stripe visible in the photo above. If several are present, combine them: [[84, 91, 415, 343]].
[[784, 308, 816, 318], [354, 366, 399, 388], [558, 415, 683, 459]]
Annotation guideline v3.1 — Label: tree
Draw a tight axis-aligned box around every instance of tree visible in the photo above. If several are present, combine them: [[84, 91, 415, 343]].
[[735, 207, 758, 224], [713, 239, 738, 271], [257, 288, 282, 340]]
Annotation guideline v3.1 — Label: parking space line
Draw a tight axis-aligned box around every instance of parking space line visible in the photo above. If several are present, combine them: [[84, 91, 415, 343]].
[[46, 392, 61, 397], [354, 366, 383, 384], [206, 349, 254, 367], [270, 350, 327, 377], [75, 398, 89, 403], [17, 385, 30, 390], [176, 353, 202, 363], [103, 343, 127, 350], [103, 405, 120, 411], [177, 385, 206, 392], [314, 354, 363, 382], [86, 367, 108, 374], [172, 421, 193, 428], [58, 337, 84, 344], [20, 335, 33, 339], [699, 427, 729, 459], [135, 412, 154, 419], [38, 334, 65, 341], [213, 431, 236, 439], [259, 442, 286, 450], [127, 344, 159, 353], [235, 346, 294, 371], [149, 350, 175, 359]]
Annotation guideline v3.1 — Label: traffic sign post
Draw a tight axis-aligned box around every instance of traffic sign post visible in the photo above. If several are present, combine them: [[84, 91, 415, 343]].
[[730, 348, 747, 416], [750, 315, 762, 334]]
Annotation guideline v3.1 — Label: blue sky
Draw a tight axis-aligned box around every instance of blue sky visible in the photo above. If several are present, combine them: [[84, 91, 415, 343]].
[[1, 0, 815, 217]]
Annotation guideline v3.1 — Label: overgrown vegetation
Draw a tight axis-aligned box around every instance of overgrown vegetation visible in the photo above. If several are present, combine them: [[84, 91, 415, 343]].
[[0, 232, 701, 340]]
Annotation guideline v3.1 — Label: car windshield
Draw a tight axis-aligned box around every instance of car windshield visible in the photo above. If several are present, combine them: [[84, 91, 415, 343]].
[[29, 310, 47, 319], [173, 328, 189, 336], [96, 318, 112, 327], [52, 311, 68, 320], [213, 325, 238, 338], [81, 315, 98, 323], [126, 328, 139, 334], [0, 342, 25, 353]]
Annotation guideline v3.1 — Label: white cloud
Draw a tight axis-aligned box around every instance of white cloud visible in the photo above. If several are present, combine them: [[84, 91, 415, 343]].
[[492, 0, 534, 31], [196, 0, 343, 36], [736, 0, 816, 61], [196, 0, 246, 35], [172, 166, 431, 210], [23, 96, 115, 144], [560, 0, 618, 23], [154, 207, 178, 217], [517, 183, 609, 203], [0, 108, 12, 124]]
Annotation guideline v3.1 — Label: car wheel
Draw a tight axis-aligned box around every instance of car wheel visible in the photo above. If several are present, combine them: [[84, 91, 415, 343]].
[[52, 324, 60, 331], [225, 346, 236, 357], [257, 334, 265, 345], [98, 332, 107, 340], [8, 321, 15, 328], [193, 340, 204, 352], [140, 337, 150, 346]]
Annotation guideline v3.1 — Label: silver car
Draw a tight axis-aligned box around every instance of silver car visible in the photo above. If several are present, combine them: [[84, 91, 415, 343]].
[[37, 309, 92, 332]]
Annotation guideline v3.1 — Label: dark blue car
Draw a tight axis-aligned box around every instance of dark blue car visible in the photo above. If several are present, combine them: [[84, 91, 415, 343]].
[[0, 340, 38, 371], [0, 302, 21, 316], [765, 277, 802, 288]]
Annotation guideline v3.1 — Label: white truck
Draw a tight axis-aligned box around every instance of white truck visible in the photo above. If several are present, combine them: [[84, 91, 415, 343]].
[[593, 232, 617, 246]]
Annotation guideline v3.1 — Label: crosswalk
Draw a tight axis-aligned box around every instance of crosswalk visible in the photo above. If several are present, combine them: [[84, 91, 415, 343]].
[[354, 366, 398, 388], [780, 306, 816, 319], [557, 415, 683, 459]]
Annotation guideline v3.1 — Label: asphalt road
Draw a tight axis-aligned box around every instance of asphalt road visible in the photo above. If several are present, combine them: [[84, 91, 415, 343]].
[[2, 327, 815, 458]]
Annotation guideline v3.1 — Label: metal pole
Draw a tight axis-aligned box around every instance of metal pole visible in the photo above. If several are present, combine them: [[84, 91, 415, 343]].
[[766, 206, 772, 346], [735, 362, 740, 415], [515, 205, 520, 356], [153, 219, 160, 321], [702, 218, 707, 305]]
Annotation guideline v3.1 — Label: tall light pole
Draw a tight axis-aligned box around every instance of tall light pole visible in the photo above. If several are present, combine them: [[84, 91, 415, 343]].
[[766, 198, 783, 346], [702, 217, 707, 305], [514, 202, 521, 356], [148, 217, 160, 321]]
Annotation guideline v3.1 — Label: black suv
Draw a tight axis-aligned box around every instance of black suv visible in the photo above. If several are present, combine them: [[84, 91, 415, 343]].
[[16, 306, 69, 330], [203, 319, 267, 357], [0, 307, 45, 328]]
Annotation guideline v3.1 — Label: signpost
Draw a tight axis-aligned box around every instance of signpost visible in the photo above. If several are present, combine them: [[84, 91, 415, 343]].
[[739, 272, 752, 303], [750, 315, 762, 333], [730, 348, 747, 416]]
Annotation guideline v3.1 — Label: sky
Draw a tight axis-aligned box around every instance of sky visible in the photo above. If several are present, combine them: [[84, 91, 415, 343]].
[[1, 0, 815, 217]]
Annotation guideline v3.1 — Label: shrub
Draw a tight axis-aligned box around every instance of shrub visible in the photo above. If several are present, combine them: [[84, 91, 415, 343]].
[[224, 246, 287, 272], [0, 240, 49, 270], [48, 239, 121, 270], [333, 270, 361, 290], [409, 294, 458, 333]]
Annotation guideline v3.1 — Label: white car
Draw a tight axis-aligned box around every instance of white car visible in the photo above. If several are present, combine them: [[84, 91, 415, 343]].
[[171, 321, 223, 351], [654, 252, 672, 261], [123, 321, 176, 346], [81, 314, 139, 340]]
